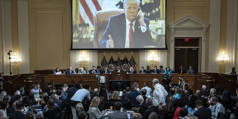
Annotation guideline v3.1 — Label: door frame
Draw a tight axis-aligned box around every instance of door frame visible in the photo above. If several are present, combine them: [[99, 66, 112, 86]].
[[169, 16, 208, 72], [174, 45, 200, 73]]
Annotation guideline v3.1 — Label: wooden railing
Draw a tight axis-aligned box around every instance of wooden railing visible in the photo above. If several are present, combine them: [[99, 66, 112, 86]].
[[3, 73, 237, 95]]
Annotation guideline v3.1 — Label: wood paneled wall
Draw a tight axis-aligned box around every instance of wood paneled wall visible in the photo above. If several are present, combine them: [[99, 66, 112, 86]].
[[29, 0, 71, 71]]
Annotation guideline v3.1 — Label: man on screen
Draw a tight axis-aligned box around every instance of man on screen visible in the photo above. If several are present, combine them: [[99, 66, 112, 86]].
[[100, 0, 153, 48]]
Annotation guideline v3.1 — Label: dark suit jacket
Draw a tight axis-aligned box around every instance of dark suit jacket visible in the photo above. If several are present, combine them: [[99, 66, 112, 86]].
[[9, 111, 25, 119], [194, 107, 211, 119], [100, 13, 153, 48]]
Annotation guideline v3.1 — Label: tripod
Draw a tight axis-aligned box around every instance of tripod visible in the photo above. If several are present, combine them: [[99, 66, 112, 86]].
[[7, 50, 12, 75]]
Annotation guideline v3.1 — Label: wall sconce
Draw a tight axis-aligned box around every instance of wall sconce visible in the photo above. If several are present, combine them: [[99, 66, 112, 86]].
[[10, 53, 22, 63], [217, 51, 229, 63], [147, 50, 159, 62], [78, 51, 89, 62], [78, 51, 89, 69], [147, 50, 159, 67]]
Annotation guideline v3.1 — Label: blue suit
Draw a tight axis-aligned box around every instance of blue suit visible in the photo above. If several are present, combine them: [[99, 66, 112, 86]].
[[100, 13, 153, 48]]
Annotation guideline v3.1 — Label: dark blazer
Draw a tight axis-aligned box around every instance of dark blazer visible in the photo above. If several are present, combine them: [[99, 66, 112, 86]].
[[101, 69, 110, 74], [194, 107, 211, 119], [139, 69, 146, 74], [9, 111, 25, 119], [100, 13, 153, 48], [128, 90, 140, 107], [152, 69, 160, 74]]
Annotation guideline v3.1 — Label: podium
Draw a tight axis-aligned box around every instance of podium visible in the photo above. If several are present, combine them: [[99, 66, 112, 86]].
[[109, 71, 130, 91], [110, 71, 127, 80]]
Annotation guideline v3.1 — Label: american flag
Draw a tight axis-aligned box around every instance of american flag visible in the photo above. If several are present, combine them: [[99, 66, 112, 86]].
[[79, 0, 103, 27], [77, 0, 122, 27]]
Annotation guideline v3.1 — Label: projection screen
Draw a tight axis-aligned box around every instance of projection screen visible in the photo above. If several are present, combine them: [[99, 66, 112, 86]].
[[72, 0, 166, 49]]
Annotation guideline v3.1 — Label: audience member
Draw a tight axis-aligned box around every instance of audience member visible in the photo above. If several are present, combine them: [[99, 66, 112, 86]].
[[128, 82, 140, 108], [152, 79, 168, 106], [194, 99, 211, 119], [9, 102, 25, 119], [87, 96, 103, 119], [71, 84, 91, 102], [141, 82, 152, 98], [209, 97, 225, 119], [105, 102, 128, 119]]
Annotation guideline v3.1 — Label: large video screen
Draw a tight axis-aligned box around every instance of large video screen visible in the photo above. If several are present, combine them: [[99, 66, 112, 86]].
[[72, 0, 166, 49]]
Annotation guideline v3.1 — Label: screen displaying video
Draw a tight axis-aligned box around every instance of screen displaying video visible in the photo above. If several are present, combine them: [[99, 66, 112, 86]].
[[72, 0, 166, 49]]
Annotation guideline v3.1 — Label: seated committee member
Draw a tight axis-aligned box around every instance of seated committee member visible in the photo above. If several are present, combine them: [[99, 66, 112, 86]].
[[100, 0, 153, 48], [53, 67, 62, 75], [65, 66, 75, 75], [187, 66, 194, 74]]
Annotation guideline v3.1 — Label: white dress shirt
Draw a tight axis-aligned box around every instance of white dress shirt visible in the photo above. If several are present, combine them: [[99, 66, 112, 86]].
[[141, 86, 152, 97], [71, 88, 91, 102]]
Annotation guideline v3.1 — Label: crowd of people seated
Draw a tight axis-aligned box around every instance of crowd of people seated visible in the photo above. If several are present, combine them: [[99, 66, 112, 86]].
[[53, 64, 196, 75], [0, 74, 238, 119]]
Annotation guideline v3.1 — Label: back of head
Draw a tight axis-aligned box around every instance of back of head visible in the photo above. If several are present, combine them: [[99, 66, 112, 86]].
[[35, 113, 44, 119], [25, 112, 34, 119], [152, 78, 159, 85], [90, 96, 101, 107], [132, 113, 142, 119], [210, 96, 218, 102], [179, 107, 188, 117], [132, 82, 139, 90], [195, 99, 204, 107], [210, 88, 216, 95], [114, 101, 122, 110], [148, 112, 158, 119], [136, 95, 144, 102], [75, 83, 81, 89], [145, 97, 153, 106], [77, 111, 87, 119], [16, 101, 23, 110], [83, 84, 89, 89], [47, 98, 55, 109], [0, 101, 7, 109]]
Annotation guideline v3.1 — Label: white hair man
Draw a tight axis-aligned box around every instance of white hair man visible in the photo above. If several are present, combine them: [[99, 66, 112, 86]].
[[100, 0, 153, 48], [136, 95, 144, 105], [152, 78, 168, 106]]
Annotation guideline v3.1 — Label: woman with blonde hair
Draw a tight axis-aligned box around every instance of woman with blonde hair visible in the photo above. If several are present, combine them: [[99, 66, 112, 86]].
[[87, 96, 102, 119], [110, 91, 121, 101]]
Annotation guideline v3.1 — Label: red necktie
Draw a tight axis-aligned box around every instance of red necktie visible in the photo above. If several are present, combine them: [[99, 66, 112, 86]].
[[129, 22, 133, 48]]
